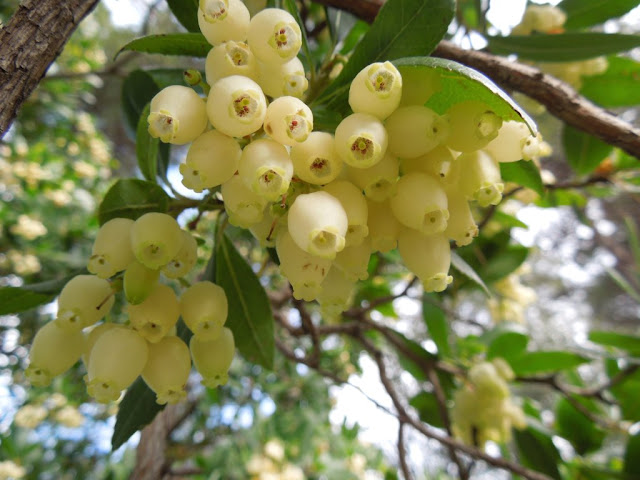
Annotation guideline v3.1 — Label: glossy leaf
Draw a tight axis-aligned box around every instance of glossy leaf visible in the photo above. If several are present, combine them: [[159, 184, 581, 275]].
[[563, 125, 613, 175], [315, 0, 456, 111], [215, 232, 275, 369], [0, 288, 55, 315], [488, 33, 640, 62], [422, 293, 450, 356], [451, 252, 491, 296], [136, 103, 158, 183], [492, 211, 528, 229], [98, 179, 170, 225], [606, 359, 640, 421], [624, 432, 640, 476], [409, 392, 446, 428], [510, 351, 589, 376], [500, 160, 544, 196], [561, 0, 640, 30], [480, 245, 529, 284], [555, 397, 605, 455], [589, 330, 640, 354], [396, 57, 536, 132], [484, 323, 529, 361], [122, 70, 159, 138], [166, 0, 200, 32], [514, 425, 562, 480], [580, 56, 640, 107], [117, 33, 210, 59]]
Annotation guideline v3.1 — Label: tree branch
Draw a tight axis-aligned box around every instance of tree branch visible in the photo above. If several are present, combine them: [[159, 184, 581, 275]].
[[313, 0, 640, 160], [0, 0, 100, 138]]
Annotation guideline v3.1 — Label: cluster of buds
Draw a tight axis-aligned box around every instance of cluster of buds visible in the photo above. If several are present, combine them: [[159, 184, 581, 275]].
[[450, 358, 526, 446], [26, 212, 235, 405], [143, 1, 543, 317]]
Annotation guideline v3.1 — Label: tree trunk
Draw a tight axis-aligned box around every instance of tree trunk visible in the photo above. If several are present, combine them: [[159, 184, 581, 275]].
[[0, 0, 100, 138]]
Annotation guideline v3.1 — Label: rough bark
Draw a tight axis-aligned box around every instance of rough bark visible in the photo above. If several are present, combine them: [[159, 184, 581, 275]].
[[0, 0, 99, 138], [131, 404, 179, 480]]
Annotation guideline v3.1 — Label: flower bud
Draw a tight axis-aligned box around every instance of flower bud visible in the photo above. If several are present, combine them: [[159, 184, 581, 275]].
[[397, 229, 452, 292], [247, 8, 302, 64], [263, 96, 313, 146], [291, 132, 342, 185], [322, 180, 368, 247], [124, 261, 160, 305], [179, 130, 242, 193], [148, 85, 208, 145], [207, 75, 267, 138], [26, 321, 85, 387], [142, 336, 191, 404], [349, 61, 403, 120], [335, 113, 388, 169], [390, 172, 449, 235], [86, 326, 148, 403], [257, 57, 308, 98], [190, 327, 235, 388], [162, 230, 198, 279], [221, 175, 268, 227], [180, 281, 228, 340], [88, 218, 135, 279], [276, 231, 332, 301], [205, 41, 257, 85], [444, 100, 502, 153], [238, 139, 293, 201], [128, 283, 180, 343], [385, 105, 448, 158], [55, 275, 114, 331], [287, 191, 348, 259], [198, 0, 250, 46], [130, 212, 183, 270]]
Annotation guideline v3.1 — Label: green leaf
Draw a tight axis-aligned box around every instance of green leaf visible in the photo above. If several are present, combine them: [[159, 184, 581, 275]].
[[624, 432, 640, 476], [98, 179, 170, 225], [311, 105, 343, 132], [450, 252, 491, 296], [122, 70, 159, 137], [510, 351, 589, 376], [487, 33, 640, 62], [561, 0, 640, 30], [422, 293, 450, 356], [514, 425, 562, 480], [389, 330, 437, 382], [484, 323, 529, 361], [0, 287, 55, 315], [112, 322, 192, 450], [563, 125, 613, 175], [409, 392, 446, 428], [500, 160, 544, 196], [580, 56, 640, 107], [215, 232, 274, 369], [606, 267, 640, 303], [606, 359, 640, 421], [395, 57, 536, 132], [480, 245, 530, 284], [589, 330, 640, 355], [315, 0, 455, 111], [492, 211, 528, 229], [166, 0, 200, 32], [555, 397, 605, 455], [117, 33, 210, 59], [136, 103, 159, 182], [111, 377, 163, 451]]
